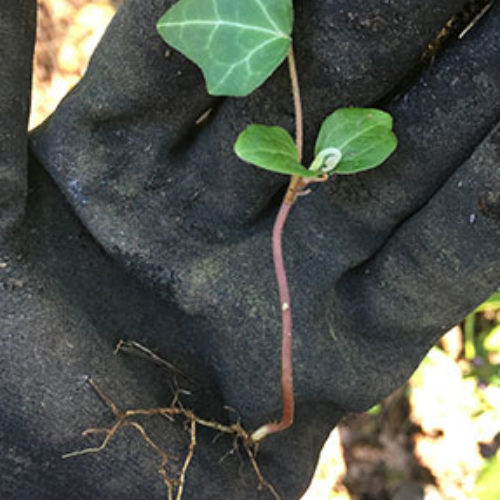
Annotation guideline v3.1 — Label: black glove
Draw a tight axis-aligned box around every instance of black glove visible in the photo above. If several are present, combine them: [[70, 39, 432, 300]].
[[0, 0, 35, 233], [1, 0, 499, 498]]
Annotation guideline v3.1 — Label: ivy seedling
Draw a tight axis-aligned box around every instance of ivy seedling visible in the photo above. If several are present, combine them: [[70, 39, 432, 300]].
[[158, 0, 397, 443], [235, 108, 397, 178]]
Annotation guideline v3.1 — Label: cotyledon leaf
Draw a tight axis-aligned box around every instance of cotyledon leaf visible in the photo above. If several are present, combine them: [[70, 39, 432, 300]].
[[157, 0, 293, 97], [234, 125, 319, 178], [314, 108, 397, 174]]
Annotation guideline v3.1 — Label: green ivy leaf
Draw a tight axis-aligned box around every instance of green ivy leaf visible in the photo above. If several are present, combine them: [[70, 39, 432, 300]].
[[234, 125, 318, 178], [314, 108, 397, 174], [157, 0, 293, 97]]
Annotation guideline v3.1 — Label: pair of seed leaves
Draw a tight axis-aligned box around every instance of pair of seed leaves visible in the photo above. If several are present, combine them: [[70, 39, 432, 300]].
[[157, 0, 397, 177]]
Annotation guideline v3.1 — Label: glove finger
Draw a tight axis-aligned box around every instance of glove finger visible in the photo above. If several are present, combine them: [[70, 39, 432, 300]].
[[31, 0, 473, 289], [329, 121, 499, 411], [289, 3, 499, 281], [0, 0, 36, 235]]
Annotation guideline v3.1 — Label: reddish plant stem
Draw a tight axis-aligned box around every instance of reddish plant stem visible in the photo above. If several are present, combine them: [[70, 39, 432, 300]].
[[251, 47, 304, 443], [251, 200, 294, 442], [250, 45, 330, 443], [250, 40, 331, 441], [272, 201, 294, 428]]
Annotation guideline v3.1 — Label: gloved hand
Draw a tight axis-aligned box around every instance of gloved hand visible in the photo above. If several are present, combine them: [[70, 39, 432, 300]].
[[1, 0, 499, 498]]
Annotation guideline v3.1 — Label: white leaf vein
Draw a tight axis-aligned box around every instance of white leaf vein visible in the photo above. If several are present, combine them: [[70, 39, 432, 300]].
[[158, 19, 288, 38]]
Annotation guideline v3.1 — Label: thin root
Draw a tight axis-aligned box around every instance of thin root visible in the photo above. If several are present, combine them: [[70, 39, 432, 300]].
[[64, 379, 280, 500], [62, 418, 124, 459], [176, 419, 196, 500], [88, 377, 122, 417], [114, 340, 189, 381], [245, 446, 280, 500]]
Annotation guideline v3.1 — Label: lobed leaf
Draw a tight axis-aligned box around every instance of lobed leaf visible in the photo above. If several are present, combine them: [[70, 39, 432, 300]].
[[157, 0, 293, 97], [234, 125, 318, 177], [314, 108, 397, 174]]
